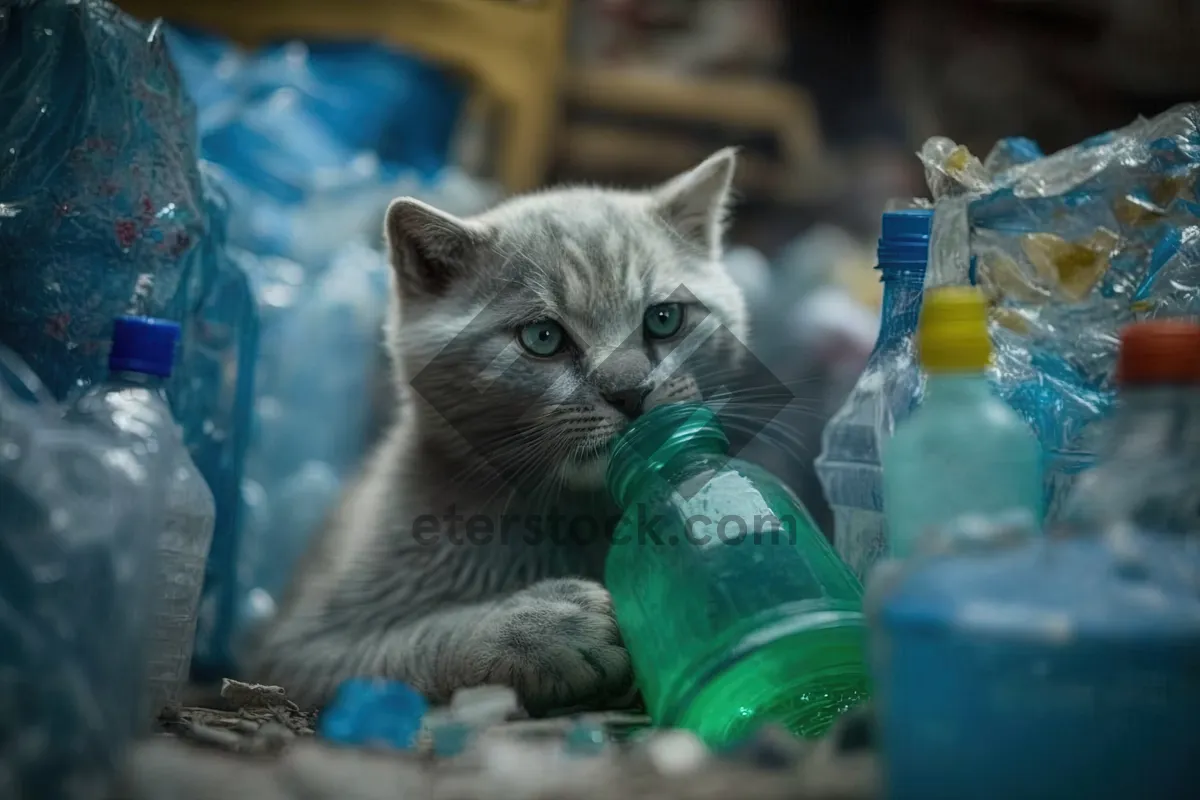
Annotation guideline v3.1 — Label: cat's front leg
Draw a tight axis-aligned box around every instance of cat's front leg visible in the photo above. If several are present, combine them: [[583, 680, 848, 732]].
[[464, 578, 632, 714], [252, 578, 632, 714]]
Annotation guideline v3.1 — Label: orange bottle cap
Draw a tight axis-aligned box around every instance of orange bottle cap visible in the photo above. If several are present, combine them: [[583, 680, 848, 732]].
[[1116, 319, 1200, 386]]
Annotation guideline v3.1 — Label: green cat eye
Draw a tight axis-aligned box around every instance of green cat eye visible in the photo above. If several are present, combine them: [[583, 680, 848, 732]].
[[518, 319, 566, 357], [644, 302, 685, 339]]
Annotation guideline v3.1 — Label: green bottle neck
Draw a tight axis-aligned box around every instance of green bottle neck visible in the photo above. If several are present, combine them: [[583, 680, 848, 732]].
[[606, 403, 731, 510]]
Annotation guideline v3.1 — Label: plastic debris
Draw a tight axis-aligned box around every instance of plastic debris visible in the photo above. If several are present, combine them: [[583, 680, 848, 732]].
[[916, 103, 1200, 520], [0, 0, 268, 682], [643, 730, 710, 776], [423, 714, 473, 758], [160, 27, 501, 664], [449, 685, 523, 724], [815, 209, 934, 578], [318, 678, 428, 750], [414, 685, 525, 758], [66, 316, 217, 723], [220, 678, 297, 711], [563, 720, 609, 757], [0, 344, 164, 798], [156, 679, 316, 757]]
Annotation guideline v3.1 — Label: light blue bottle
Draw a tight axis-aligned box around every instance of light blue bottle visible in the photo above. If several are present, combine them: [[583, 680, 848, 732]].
[[882, 286, 1042, 559], [815, 208, 932, 579]]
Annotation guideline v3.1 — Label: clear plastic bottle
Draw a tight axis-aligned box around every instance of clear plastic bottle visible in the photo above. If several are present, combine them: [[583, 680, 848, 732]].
[[882, 287, 1043, 559], [1058, 319, 1200, 539], [1, 344, 163, 799], [67, 316, 216, 720], [815, 209, 932, 579], [605, 403, 870, 747]]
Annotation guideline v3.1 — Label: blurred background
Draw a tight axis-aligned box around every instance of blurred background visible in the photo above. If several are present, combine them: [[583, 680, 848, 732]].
[[5, 0, 1197, 679]]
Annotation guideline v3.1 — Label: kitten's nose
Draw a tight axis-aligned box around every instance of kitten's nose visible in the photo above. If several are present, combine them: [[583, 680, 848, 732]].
[[605, 386, 651, 419]]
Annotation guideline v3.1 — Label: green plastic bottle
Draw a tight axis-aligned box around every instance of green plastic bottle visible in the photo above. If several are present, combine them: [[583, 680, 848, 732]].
[[604, 403, 870, 746]]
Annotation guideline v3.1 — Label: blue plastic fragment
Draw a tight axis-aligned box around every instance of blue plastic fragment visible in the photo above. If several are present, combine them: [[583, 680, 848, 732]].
[[564, 720, 608, 757], [992, 136, 1044, 167], [429, 719, 473, 757], [318, 678, 428, 749]]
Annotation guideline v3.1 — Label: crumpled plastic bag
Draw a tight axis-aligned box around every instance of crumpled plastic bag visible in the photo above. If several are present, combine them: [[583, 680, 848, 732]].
[[920, 102, 1200, 517], [0, 0, 212, 397], [162, 27, 471, 263]]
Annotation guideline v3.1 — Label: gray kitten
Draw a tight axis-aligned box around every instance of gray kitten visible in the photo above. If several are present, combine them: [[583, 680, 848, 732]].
[[247, 149, 748, 713]]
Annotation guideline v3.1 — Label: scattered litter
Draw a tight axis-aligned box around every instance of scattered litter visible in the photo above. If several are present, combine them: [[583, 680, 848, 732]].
[[644, 730, 710, 776], [449, 685, 524, 723], [157, 677, 318, 757], [221, 678, 298, 711], [140, 699, 872, 799]]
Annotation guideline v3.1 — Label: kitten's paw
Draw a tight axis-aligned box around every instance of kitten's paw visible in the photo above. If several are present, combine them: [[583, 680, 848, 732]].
[[476, 579, 632, 714]]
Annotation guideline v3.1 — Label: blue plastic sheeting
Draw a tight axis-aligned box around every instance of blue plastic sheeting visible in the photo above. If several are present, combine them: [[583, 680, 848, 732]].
[[0, 0, 214, 398], [163, 27, 466, 261], [162, 26, 472, 676]]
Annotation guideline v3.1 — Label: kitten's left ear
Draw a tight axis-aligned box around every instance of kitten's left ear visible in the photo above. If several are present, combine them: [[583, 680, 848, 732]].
[[650, 147, 738, 257]]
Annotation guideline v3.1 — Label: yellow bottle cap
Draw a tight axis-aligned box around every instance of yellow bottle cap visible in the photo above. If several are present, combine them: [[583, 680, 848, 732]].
[[917, 286, 991, 372]]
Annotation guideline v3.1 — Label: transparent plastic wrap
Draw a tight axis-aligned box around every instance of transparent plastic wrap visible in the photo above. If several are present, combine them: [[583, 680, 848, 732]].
[[0, 0, 261, 680], [162, 26, 475, 264], [0, 345, 163, 799], [0, 0, 209, 396], [917, 103, 1200, 520]]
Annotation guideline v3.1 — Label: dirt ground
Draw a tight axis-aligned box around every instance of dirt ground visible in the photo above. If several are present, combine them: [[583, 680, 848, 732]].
[[116, 680, 876, 800]]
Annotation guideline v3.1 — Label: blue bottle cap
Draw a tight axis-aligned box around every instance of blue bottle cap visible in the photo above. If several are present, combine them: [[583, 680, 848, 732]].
[[877, 208, 934, 273], [881, 208, 934, 242], [108, 316, 181, 378]]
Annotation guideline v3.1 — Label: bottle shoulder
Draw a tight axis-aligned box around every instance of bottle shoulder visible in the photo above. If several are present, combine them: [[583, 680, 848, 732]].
[[899, 393, 1034, 436], [71, 384, 192, 461], [74, 383, 173, 420], [887, 396, 1040, 461]]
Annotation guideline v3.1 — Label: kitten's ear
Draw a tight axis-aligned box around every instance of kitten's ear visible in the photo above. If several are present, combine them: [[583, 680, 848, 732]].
[[384, 197, 488, 299], [650, 147, 738, 256]]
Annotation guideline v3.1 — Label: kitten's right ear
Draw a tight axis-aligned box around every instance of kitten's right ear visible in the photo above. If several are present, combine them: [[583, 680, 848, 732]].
[[385, 197, 488, 299]]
